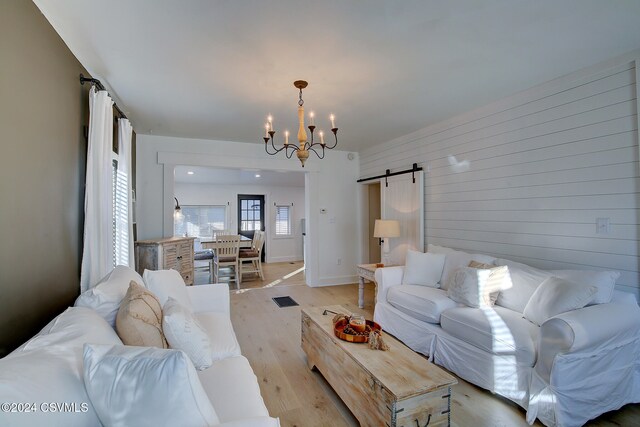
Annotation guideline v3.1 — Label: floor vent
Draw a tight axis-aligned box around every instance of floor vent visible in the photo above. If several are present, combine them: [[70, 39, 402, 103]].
[[273, 296, 299, 308]]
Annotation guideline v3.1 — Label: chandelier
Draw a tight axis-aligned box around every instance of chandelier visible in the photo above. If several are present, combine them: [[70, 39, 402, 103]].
[[263, 80, 338, 167]]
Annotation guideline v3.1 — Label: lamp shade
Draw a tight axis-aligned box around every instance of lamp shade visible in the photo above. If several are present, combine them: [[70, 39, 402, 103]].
[[373, 220, 400, 238]]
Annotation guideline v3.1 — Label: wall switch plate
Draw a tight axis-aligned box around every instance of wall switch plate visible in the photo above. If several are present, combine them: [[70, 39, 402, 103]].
[[596, 217, 611, 235]]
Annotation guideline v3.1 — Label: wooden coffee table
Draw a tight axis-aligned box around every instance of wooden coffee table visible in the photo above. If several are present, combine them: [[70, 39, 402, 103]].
[[301, 305, 457, 427]]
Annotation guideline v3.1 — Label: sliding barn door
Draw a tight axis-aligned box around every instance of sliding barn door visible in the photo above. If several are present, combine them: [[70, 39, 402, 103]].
[[381, 171, 424, 265]]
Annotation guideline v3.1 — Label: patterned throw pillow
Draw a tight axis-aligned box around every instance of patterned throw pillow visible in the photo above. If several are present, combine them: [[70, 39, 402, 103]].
[[162, 297, 212, 370], [115, 281, 168, 348], [447, 266, 509, 308]]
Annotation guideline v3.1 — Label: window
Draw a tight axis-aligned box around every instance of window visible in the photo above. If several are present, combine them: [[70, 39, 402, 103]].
[[240, 199, 262, 231], [174, 205, 227, 238], [112, 159, 130, 267], [275, 205, 292, 236]]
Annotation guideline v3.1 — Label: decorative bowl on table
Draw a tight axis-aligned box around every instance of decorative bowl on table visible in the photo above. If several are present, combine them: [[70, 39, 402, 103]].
[[334, 317, 382, 343]]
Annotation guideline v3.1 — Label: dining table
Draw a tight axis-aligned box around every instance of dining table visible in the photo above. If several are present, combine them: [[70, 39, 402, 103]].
[[200, 234, 252, 250]]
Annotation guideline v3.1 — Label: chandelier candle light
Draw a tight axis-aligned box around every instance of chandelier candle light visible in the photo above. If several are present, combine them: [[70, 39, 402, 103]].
[[263, 80, 338, 167]]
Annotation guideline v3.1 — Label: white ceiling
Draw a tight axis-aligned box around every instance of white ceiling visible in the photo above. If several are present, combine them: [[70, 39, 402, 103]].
[[174, 166, 305, 187], [34, 0, 640, 152]]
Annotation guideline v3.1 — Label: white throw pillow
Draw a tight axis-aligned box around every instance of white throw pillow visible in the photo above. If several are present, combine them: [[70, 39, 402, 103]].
[[547, 269, 620, 305], [441, 252, 496, 290], [523, 277, 598, 326], [447, 266, 509, 308], [163, 297, 213, 370], [494, 259, 550, 313], [74, 265, 145, 326], [143, 269, 193, 311], [402, 250, 446, 287], [427, 245, 496, 290], [83, 344, 219, 427]]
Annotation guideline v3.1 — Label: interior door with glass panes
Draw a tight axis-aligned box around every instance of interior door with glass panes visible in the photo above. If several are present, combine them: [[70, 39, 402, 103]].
[[237, 194, 265, 261]]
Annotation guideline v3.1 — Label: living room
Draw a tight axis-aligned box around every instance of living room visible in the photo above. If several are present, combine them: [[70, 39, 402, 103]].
[[1, 1, 640, 426]]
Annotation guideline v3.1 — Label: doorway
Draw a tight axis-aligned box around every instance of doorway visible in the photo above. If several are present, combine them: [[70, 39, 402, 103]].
[[238, 194, 266, 261], [368, 183, 381, 263]]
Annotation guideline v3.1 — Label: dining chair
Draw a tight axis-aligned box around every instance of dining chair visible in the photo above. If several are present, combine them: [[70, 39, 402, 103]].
[[212, 234, 241, 288], [239, 230, 265, 281], [193, 238, 214, 283]]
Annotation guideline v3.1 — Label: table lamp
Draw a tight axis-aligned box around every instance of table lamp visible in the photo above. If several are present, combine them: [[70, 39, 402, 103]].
[[373, 219, 400, 265]]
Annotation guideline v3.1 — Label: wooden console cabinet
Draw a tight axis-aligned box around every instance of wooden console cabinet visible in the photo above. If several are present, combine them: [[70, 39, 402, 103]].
[[135, 237, 195, 285]]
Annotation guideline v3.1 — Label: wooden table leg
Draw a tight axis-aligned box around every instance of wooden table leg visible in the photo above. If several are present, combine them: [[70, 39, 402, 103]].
[[358, 276, 365, 308]]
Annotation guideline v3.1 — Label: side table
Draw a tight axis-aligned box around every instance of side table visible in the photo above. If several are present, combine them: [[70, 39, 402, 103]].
[[356, 264, 379, 309]]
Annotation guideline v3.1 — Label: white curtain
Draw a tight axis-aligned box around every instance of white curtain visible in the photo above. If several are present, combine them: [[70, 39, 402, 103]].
[[115, 118, 134, 268], [80, 86, 114, 292]]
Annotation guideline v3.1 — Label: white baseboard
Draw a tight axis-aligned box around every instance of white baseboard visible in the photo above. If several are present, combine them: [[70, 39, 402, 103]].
[[308, 275, 358, 288], [266, 255, 303, 263]]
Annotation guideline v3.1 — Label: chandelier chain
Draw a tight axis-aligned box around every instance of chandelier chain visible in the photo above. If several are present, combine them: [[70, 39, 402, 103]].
[[298, 88, 304, 106]]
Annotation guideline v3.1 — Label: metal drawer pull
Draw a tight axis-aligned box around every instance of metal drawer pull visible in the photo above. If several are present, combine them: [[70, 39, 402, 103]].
[[414, 414, 431, 427]]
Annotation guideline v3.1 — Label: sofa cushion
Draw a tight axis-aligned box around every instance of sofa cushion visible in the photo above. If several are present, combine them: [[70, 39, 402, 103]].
[[198, 356, 270, 423], [195, 312, 242, 361], [83, 344, 219, 427], [440, 306, 539, 366], [11, 307, 122, 354], [163, 297, 213, 370], [388, 285, 459, 324], [116, 281, 168, 348], [428, 245, 496, 290], [74, 265, 145, 327], [0, 308, 123, 427], [447, 266, 509, 308], [523, 277, 597, 326], [547, 269, 620, 305], [494, 259, 551, 313], [0, 346, 101, 427], [144, 269, 193, 310], [402, 250, 445, 287]]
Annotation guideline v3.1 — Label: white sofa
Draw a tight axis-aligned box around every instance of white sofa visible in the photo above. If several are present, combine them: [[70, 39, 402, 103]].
[[374, 244, 640, 427], [0, 266, 278, 427]]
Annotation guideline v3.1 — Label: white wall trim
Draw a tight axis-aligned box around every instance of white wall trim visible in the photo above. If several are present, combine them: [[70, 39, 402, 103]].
[[157, 151, 320, 172]]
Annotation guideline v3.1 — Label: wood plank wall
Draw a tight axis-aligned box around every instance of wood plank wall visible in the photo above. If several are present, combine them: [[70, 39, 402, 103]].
[[359, 57, 640, 297]]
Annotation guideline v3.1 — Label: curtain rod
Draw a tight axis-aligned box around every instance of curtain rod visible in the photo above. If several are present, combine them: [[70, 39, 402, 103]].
[[357, 163, 423, 186], [79, 73, 128, 120]]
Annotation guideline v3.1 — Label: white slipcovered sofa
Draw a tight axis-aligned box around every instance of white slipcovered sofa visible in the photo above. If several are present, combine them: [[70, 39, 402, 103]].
[[0, 266, 278, 427], [374, 244, 640, 427]]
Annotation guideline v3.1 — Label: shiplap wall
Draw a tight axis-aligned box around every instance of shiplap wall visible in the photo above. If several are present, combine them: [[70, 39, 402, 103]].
[[360, 55, 640, 297]]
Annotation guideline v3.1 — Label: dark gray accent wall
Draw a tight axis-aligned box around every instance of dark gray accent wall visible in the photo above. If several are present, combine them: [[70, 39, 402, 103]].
[[0, 0, 90, 356]]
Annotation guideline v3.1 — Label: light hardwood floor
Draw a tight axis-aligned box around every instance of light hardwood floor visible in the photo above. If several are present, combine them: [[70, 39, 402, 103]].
[[227, 262, 639, 427]]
